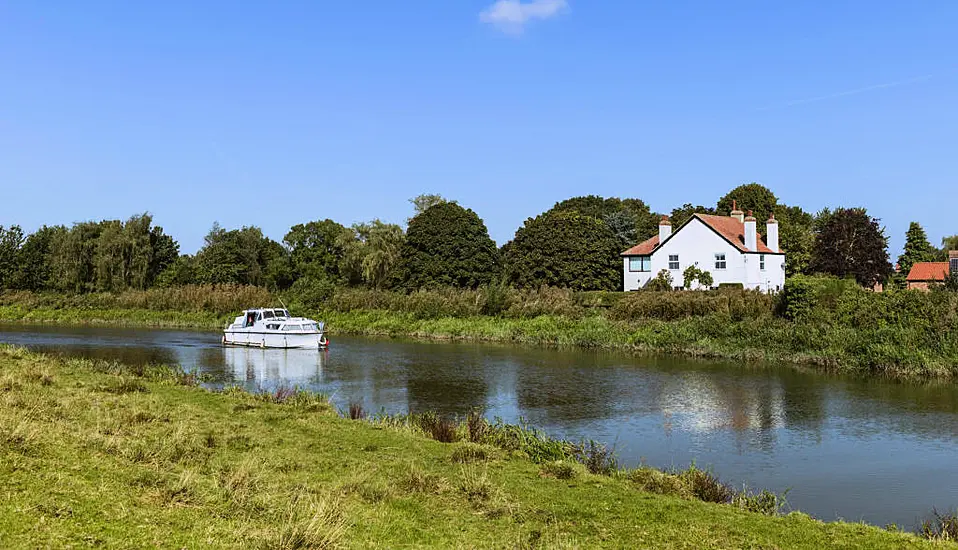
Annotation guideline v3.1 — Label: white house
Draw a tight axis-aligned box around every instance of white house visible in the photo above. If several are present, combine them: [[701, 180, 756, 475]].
[[622, 202, 785, 292]]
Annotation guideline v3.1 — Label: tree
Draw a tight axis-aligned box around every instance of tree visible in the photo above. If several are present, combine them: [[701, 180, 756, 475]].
[[148, 225, 179, 286], [394, 202, 501, 289], [776, 205, 815, 276], [337, 220, 405, 289], [549, 195, 659, 246], [11, 225, 63, 291], [48, 221, 104, 293], [409, 194, 449, 221], [716, 183, 778, 225], [942, 235, 958, 252], [155, 255, 196, 287], [0, 225, 24, 289], [669, 203, 717, 228], [194, 224, 285, 287], [809, 207, 893, 288], [897, 222, 939, 277], [283, 219, 348, 282], [502, 211, 621, 291]]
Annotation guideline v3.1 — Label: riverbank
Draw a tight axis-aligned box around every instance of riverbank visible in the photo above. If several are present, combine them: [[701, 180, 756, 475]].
[[0, 346, 946, 548], [2, 303, 956, 380]]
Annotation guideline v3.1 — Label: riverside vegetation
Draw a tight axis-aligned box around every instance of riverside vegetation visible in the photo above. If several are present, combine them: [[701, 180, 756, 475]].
[[2, 273, 957, 378], [1, 345, 954, 548]]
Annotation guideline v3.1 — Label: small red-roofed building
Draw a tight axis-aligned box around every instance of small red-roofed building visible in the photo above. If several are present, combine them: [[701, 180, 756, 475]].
[[907, 251, 958, 290], [621, 201, 785, 292]]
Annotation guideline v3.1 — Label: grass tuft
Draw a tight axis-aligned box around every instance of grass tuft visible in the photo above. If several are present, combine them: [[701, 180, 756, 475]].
[[272, 492, 349, 550], [450, 442, 492, 464], [918, 509, 958, 541], [347, 402, 366, 421]]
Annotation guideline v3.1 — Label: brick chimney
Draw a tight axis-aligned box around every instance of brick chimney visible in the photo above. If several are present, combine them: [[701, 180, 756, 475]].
[[744, 210, 757, 251], [659, 215, 672, 243], [766, 213, 779, 253], [730, 200, 744, 223], [950, 250, 958, 275]]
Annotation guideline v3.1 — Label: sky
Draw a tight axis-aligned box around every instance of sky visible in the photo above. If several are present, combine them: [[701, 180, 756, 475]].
[[2, 1, 957, 256]]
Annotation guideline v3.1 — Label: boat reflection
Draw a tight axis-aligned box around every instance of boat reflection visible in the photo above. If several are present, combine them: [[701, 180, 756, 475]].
[[221, 346, 327, 390]]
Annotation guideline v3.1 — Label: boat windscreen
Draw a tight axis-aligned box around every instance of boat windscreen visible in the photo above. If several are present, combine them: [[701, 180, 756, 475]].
[[263, 310, 274, 319]]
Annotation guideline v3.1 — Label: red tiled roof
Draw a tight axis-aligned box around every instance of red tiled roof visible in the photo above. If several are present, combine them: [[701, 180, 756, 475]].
[[694, 214, 777, 254], [906, 262, 949, 282], [621, 235, 658, 256], [621, 214, 779, 256]]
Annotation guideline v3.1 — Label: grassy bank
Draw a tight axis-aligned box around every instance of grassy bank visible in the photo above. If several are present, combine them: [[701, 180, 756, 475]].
[[0, 346, 947, 548], [2, 282, 957, 378]]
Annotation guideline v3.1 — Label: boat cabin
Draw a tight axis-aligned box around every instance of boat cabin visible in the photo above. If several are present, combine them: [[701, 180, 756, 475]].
[[229, 308, 322, 333], [240, 308, 291, 327]]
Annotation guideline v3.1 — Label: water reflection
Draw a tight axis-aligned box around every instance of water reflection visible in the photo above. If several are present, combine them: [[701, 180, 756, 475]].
[[3, 323, 958, 527]]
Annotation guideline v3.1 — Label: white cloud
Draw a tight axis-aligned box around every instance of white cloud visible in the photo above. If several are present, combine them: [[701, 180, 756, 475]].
[[479, 0, 568, 34]]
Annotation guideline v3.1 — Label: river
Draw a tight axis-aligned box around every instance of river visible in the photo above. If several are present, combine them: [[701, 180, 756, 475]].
[[2, 323, 956, 528]]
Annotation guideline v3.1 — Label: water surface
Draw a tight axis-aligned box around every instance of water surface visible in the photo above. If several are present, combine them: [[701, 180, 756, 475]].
[[2, 323, 956, 528]]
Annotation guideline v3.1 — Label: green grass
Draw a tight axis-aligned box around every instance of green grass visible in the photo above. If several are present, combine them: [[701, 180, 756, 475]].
[[0, 346, 948, 548]]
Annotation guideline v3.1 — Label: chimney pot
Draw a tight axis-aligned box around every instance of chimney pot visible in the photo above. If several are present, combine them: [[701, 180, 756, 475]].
[[659, 215, 671, 226], [730, 200, 744, 222]]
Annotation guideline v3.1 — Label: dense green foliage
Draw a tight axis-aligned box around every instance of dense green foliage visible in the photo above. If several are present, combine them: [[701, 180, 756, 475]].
[[810, 208, 894, 287], [717, 183, 779, 226], [0, 187, 951, 296], [0, 347, 938, 548], [548, 195, 659, 246], [283, 219, 349, 283], [669, 203, 717, 228], [394, 202, 501, 289], [503, 211, 622, 291]]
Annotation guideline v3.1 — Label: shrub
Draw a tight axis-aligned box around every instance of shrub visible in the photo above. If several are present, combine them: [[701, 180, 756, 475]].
[[645, 269, 673, 292], [779, 275, 816, 320], [610, 290, 774, 322]]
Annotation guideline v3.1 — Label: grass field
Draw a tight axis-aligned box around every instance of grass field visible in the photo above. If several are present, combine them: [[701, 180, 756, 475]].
[[0, 346, 950, 548]]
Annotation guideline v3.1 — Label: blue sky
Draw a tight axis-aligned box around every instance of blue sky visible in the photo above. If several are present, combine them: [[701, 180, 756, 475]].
[[2, 1, 956, 255]]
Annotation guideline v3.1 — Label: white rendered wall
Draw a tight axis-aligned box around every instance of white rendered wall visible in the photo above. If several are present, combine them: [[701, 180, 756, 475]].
[[622, 218, 786, 292]]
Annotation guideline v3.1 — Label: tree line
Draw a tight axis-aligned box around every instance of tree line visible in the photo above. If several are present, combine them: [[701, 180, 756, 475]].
[[1, 183, 955, 295]]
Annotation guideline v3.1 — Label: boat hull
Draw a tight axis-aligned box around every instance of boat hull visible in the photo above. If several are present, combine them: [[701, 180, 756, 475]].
[[223, 330, 328, 349]]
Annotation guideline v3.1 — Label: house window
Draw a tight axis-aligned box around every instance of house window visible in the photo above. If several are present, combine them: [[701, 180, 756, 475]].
[[952, 258, 958, 273], [760, 255, 766, 270], [668, 255, 680, 270], [714, 253, 726, 270], [629, 256, 651, 272]]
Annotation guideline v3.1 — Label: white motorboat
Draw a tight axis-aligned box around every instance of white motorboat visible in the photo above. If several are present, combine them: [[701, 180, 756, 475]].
[[223, 308, 329, 349]]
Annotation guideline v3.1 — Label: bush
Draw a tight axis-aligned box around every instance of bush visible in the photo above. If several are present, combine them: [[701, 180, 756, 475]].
[[610, 290, 774, 322], [644, 270, 673, 292], [779, 275, 817, 320]]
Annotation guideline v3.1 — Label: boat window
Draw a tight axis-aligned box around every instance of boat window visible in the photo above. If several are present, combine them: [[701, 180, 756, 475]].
[[255, 312, 263, 321], [303, 323, 317, 331], [280, 310, 290, 318], [267, 324, 279, 330], [245, 312, 256, 327], [263, 310, 274, 319], [283, 324, 302, 331]]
